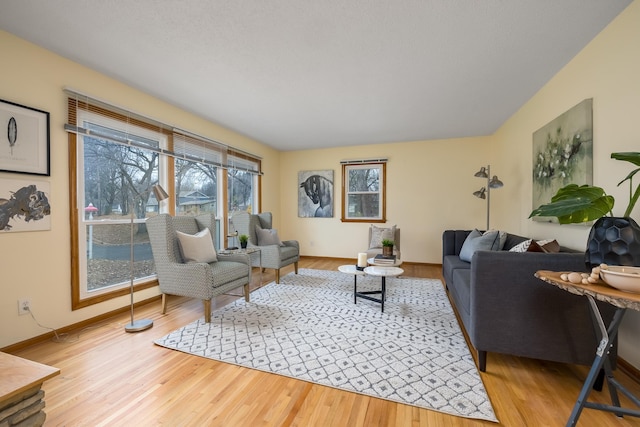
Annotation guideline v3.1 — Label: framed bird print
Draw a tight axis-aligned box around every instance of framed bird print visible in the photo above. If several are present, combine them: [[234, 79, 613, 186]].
[[0, 99, 50, 176]]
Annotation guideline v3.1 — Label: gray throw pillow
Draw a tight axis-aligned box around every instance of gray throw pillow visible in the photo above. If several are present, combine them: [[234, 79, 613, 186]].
[[256, 226, 284, 246], [459, 229, 500, 262]]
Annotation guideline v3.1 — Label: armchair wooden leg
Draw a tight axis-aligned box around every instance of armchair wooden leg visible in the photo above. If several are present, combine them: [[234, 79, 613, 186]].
[[294, 261, 299, 274], [161, 294, 167, 314], [203, 300, 211, 323], [244, 283, 250, 302], [276, 269, 280, 284]]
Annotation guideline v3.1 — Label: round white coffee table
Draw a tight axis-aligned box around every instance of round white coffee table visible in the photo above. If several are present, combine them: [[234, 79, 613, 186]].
[[367, 257, 403, 267], [338, 265, 366, 304], [361, 266, 404, 312]]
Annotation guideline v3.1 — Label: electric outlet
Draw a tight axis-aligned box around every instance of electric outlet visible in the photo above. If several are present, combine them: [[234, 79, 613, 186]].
[[18, 298, 30, 316]]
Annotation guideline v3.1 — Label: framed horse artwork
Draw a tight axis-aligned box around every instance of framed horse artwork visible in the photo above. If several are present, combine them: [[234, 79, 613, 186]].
[[298, 170, 333, 218]]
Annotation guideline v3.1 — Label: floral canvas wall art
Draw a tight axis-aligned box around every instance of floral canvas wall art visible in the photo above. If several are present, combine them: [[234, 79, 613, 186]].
[[532, 98, 593, 222]]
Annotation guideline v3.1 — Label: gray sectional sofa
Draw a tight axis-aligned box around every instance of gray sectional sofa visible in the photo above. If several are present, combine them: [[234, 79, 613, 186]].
[[442, 229, 617, 372]]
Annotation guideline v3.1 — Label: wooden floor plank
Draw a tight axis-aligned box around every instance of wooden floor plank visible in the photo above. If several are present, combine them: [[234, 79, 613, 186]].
[[8, 258, 640, 426]]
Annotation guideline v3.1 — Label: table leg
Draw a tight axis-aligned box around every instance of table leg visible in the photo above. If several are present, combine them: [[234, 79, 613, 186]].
[[354, 275, 357, 304], [381, 276, 386, 312], [566, 297, 629, 426]]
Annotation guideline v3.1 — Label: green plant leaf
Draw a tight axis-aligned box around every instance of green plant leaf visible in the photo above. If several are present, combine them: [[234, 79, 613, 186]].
[[529, 184, 614, 224], [612, 152, 640, 215], [611, 152, 640, 167]]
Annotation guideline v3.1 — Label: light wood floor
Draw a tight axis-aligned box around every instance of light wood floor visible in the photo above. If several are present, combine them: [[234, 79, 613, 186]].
[[8, 258, 640, 426]]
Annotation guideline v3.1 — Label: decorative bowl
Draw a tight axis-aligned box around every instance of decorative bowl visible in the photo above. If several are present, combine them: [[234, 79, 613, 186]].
[[600, 265, 640, 293]]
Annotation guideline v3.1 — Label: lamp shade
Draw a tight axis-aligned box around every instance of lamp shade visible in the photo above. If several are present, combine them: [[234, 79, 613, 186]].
[[489, 176, 503, 189], [152, 184, 169, 202], [474, 167, 488, 178], [473, 187, 487, 199]]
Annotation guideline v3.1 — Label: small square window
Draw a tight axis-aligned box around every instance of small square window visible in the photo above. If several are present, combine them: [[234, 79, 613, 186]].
[[341, 162, 386, 222]]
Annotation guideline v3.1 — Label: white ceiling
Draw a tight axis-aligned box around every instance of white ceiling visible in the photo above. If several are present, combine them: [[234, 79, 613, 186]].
[[0, 1, 632, 151]]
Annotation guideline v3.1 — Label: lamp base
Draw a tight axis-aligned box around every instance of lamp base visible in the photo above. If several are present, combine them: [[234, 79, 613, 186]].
[[124, 318, 154, 333]]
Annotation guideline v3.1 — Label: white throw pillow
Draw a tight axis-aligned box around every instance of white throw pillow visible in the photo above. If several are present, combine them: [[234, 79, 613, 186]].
[[256, 227, 284, 246], [509, 239, 533, 253], [176, 228, 217, 263], [459, 229, 500, 262], [369, 225, 396, 249]]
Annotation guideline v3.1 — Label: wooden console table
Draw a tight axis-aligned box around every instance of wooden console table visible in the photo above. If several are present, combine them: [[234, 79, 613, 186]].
[[535, 270, 640, 426], [0, 352, 59, 426]]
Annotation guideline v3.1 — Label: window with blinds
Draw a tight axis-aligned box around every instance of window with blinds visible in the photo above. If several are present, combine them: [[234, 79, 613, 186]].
[[66, 90, 261, 309]]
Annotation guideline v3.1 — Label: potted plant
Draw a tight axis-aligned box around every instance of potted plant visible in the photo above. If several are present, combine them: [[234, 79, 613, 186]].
[[239, 234, 249, 249], [382, 239, 394, 257], [529, 152, 640, 267]]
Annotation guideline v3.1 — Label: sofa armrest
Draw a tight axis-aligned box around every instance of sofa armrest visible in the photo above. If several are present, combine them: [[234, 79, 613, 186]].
[[468, 250, 615, 366], [470, 250, 588, 328], [282, 239, 300, 251]]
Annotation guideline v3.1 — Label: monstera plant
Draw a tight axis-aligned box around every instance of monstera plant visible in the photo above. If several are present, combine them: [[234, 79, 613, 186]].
[[529, 152, 640, 267]]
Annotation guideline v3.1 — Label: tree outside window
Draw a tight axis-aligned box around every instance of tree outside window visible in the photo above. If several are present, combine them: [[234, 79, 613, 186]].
[[341, 162, 386, 222]]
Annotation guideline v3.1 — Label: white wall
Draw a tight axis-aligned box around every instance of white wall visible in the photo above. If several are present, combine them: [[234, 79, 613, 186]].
[[0, 31, 279, 348]]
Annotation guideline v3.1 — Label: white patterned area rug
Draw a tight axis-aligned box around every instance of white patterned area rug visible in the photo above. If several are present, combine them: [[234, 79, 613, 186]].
[[154, 268, 497, 422]]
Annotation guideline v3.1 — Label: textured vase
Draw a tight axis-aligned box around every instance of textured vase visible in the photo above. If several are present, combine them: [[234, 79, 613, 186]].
[[585, 217, 640, 268], [383, 245, 393, 257]]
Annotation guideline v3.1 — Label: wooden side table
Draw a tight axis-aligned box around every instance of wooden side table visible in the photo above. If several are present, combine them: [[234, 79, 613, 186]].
[[0, 352, 59, 426], [535, 270, 640, 426]]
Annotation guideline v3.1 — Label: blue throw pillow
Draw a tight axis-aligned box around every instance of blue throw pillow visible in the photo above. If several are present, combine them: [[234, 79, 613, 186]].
[[459, 229, 500, 262]]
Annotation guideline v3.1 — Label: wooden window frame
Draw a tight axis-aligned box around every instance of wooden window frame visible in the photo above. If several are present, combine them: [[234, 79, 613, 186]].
[[341, 162, 386, 223]]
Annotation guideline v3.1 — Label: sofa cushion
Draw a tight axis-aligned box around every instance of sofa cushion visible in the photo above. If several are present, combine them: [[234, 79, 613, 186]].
[[459, 229, 500, 262], [443, 254, 470, 285], [176, 228, 217, 263], [451, 268, 472, 320]]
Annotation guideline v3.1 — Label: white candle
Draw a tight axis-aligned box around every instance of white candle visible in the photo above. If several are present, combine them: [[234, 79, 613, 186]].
[[357, 252, 367, 267]]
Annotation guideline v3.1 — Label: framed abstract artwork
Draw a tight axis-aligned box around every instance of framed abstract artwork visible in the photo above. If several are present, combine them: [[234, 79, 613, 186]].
[[0, 99, 50, 176], [0, 178, 51, 232], [298, 170, 334, 218], [532, 98, 593, 222]]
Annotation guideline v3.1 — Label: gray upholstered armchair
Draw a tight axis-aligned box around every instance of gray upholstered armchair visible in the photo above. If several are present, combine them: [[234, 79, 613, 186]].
[[147, 213, 251, 322], [231, 211, 299, 283]]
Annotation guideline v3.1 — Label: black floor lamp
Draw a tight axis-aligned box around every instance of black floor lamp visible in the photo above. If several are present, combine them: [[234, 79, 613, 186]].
[[124, 184, 169, 333]]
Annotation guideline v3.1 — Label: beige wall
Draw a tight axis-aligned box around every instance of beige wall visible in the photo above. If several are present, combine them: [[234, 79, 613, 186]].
[[0, 31, 279, 348], [488, 0, 640, 367], [2, 0, 640, 367], [280, 137, 490, 263]]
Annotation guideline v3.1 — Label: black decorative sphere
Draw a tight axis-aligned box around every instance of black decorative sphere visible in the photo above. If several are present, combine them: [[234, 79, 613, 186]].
[[585, 217, 640, 268]]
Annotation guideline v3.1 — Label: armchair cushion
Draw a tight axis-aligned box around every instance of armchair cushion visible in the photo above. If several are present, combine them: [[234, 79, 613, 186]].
[[256, 226, 284, 246], [369, 224, 396, 249], [176, 228, 217, 263]]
